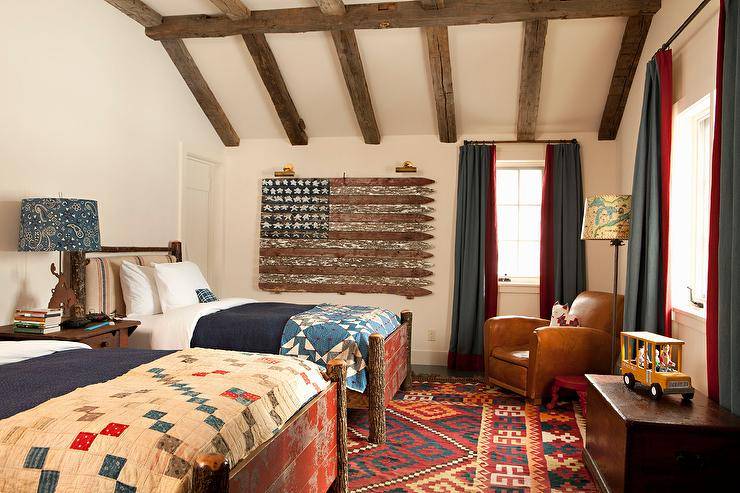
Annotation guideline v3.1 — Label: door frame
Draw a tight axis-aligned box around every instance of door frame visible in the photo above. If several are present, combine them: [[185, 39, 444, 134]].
[[177, 143, 223, 292]]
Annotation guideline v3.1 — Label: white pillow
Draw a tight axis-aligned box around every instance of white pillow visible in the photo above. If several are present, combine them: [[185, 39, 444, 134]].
[[120, 261, 162, 316], [153, 261, 210, 312], [0, 341, 90, 365]]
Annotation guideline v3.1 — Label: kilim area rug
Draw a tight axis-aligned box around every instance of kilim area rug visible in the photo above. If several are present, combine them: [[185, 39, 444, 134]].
[[347, 377, 595, 492]]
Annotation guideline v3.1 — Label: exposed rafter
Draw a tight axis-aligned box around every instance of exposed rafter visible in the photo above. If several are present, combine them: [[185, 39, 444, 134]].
[[241, 34, 308, 145], [331, 30, 381, 144], [599, 14, 654, 140], [104, 0, 161, 27], [425, 26, 456, 143], [421, 0, 455, 143], [517, 19, 548, 140], [161, 39, 240, 146], [103, 1, 239, 146], [146, 0, 661, 40], [208, 0, 250, 20], [315, 1, 380, 144]]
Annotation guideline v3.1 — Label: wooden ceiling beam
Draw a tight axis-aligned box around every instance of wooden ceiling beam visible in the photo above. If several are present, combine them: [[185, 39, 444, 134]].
[[599, 14, 654, 140], [161, 39, 240, 146], [104, 0, 161, 27], [425, 26, 456, 143], [103, 1, 239, 146], [421, 0, 455, 143], [315, 1, 380, 144], [208, 0, 250, 20], [146, 0, 661, 39], [242, 34, 308, 145], [517, 19, 548, 140], [331, 30, 381, 144]]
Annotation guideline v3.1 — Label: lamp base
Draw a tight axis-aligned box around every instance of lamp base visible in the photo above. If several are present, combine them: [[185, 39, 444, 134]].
[[48, 262, 78, 317]]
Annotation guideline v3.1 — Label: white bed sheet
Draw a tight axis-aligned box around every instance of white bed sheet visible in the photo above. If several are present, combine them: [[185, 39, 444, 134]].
[[0, 340, 91, 365], [127, 297, 257, 350]]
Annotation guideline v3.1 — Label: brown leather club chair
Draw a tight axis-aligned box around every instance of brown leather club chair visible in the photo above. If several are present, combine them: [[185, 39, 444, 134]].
[[483, 291, 624, 404]]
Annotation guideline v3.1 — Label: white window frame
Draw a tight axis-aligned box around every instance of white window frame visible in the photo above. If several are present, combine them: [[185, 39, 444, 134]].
[[671, 94, 713, 312], [495, 160, 545, 285]]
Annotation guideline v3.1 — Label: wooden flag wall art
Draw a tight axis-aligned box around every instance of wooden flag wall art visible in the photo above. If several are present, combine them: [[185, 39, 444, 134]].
[[259, 177, 435, 298]]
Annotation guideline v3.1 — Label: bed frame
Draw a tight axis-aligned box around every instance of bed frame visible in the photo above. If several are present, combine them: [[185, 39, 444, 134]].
[[67, 241, 412, 445], [191, 359, 348, 493]]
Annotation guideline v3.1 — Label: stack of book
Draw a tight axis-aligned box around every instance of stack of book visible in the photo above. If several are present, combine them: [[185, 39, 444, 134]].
[[14, 308, 63, 334]]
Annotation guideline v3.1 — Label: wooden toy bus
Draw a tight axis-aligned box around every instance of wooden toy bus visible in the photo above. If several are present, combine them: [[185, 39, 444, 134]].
[[620, 331, 694, 400]]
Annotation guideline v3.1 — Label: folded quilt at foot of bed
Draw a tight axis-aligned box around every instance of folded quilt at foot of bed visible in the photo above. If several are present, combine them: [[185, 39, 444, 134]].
[[279, 304, 400, 392]]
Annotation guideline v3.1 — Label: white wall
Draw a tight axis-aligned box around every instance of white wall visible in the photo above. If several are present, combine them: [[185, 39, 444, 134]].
[[614, 0, 720, 393], [219, 132, 618, 365], [0, 0, 225, 323]]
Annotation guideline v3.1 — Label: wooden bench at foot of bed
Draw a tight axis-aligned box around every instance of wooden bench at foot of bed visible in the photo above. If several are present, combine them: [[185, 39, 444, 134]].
[[348, 310, 413, 444], [192, 360, 349, 493]]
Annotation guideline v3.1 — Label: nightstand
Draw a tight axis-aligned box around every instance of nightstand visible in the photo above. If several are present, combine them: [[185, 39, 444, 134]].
[[0, 320, 140, 349]]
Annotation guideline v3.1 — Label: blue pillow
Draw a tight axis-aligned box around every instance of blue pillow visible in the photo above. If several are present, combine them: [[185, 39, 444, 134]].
[[196, 288, 218, 303]]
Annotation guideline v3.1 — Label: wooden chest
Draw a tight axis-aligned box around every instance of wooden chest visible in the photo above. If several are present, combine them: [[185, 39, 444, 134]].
[[584, 374, 740, 493]]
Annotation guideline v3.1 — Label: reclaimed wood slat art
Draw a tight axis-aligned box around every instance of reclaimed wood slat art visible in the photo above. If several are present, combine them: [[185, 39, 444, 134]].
[[259, 177, 435, 298]]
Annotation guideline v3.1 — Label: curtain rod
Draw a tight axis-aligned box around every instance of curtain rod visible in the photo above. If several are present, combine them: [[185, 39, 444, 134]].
[[463, 139, 577, 145], [661, 0, 711, 51]]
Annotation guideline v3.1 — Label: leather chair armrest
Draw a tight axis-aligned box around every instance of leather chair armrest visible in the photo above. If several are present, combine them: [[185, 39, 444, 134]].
[[525, 326, 612, 403], [484, 316, 550, 350], [483, 316, 549, 377]]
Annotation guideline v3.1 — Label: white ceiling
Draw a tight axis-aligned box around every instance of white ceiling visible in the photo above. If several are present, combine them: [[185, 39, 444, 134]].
[[144, 0, 628, 141]]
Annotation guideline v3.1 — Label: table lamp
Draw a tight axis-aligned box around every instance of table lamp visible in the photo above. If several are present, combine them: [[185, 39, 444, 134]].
[[18, 198, 101, 316], [581, 194, 631, 371]]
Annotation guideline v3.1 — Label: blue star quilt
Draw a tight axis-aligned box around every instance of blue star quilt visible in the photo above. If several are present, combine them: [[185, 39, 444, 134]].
[[279, 304, 400, 392]]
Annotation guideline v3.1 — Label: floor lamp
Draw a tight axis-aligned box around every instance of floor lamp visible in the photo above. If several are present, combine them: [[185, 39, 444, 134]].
[[581, 195, 632, 373]]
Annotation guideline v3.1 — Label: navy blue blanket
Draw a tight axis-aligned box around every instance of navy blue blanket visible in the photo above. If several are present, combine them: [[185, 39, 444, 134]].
[[0, 349, 171, 419], [191, 302, 315, 353]]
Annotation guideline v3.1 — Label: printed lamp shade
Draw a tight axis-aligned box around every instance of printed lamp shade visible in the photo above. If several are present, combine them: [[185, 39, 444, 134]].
[[18, 198, 101, 252], [581, 194, 631, 241]]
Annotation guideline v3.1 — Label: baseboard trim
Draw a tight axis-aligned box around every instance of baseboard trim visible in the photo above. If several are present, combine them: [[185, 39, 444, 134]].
[[411, 349, 447, 366]]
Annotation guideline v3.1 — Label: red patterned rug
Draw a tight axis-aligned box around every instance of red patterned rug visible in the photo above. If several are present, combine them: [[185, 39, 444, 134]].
[[347, 377, 595, 492]]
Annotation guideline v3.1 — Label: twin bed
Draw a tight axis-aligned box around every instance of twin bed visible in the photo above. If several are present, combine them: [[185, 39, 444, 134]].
[[68, 241, 412, 445], [0, 241, 414, 491], [0, 341, 348, 492]]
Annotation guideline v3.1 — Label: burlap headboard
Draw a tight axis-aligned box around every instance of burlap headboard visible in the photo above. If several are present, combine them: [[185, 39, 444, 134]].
[[67, 241, 182, 316]]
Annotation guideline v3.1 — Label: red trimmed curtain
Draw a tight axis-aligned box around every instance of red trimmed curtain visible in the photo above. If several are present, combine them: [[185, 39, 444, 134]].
[[707, 1, 727, 404], [656, 50, 673, 336], [539, 145, 555, 318], [485, 146, 499, 320], [448, 144, 497, 371], [623, 50, 673, 336]]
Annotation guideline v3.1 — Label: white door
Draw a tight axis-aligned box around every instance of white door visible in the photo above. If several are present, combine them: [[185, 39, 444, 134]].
[[181, 156, 213, 281]]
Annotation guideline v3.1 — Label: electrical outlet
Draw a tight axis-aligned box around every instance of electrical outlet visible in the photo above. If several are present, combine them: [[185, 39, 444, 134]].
[[427, 329, 436, 342]]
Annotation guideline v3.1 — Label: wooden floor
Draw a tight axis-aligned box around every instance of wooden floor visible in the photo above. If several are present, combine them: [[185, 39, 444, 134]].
[[411, 364, 481, 378]]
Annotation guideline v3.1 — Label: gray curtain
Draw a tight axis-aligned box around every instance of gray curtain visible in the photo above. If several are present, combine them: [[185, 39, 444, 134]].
[[553, 142, 586, 305], [624, 60, 666, 334], [449, 145, 491, 370], [718, 0, 740, 414]]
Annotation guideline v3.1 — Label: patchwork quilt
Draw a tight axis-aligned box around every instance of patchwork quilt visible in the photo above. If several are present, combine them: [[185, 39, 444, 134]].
[[0, 349, 329, 493], [280, 304, 400, 392]]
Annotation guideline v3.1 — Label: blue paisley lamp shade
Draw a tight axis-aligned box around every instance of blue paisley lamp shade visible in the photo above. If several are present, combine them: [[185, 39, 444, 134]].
[[581, 194, 631, 241], [18, 198, 101, 252]]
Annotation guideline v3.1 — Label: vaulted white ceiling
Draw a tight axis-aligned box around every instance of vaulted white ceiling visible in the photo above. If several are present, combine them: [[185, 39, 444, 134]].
[[144, 0, 628, 141]]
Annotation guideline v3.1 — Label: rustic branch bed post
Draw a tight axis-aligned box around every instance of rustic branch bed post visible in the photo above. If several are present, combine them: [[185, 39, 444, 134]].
[[367, 333, 386, 444], [193, 453, 230, 493], [328, 359, 349, 493], [401, 310, 413, 391]]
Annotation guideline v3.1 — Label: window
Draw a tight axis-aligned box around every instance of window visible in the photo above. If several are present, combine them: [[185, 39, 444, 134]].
[[671, 94, 713, 309], [496, 164, 543, 281]]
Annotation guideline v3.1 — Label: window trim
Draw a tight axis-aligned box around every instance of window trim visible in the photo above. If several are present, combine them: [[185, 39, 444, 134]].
[[495, 160, 545, 280]]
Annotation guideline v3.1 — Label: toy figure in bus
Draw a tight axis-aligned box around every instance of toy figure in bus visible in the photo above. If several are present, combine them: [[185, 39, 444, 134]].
[[638, 344, 646, 368], [656, 345, 676, 372]]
